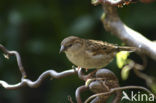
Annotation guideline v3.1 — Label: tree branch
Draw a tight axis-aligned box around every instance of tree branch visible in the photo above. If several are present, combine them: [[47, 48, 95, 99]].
[[0, 44, 27, 78], [92, 3, 156, 61], [91, 0, 132, 6], [87, 69, 121, 103], [85, 85, 156, 103], [0, 69, 77, 90], [75, 85, 88, 103], [0, 44, 77, 89], [1, 43, 155, 103]]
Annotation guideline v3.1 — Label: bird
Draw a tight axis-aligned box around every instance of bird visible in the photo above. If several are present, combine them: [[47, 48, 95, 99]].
[[60, 36, 136, 69]]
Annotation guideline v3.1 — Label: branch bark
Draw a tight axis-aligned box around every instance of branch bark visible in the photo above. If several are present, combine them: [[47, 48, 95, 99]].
[[76, 85, 88, 103], [0, 69, 77, 89], [85, 85, 156, 103], [99, 4, 156, 61], [0, 44, 155, 103], [0, 44, 27, 78]]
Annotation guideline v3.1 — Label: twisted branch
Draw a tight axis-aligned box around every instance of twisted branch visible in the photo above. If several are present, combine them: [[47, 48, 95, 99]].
[[0, 69, 77, 89], [85, 86, 156, 103], [76, 85, 88, 103], [92, 2, 156, 61], [0, 44, 26, 78], [0, 44, 155, 103], [0, 44, 78, 90]]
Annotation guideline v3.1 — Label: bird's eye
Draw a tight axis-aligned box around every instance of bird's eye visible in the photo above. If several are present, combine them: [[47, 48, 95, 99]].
[[67, 44, 72, 47]]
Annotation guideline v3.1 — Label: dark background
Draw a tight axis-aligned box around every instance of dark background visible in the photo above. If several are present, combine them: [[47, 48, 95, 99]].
[[0, 0, 156, 103]]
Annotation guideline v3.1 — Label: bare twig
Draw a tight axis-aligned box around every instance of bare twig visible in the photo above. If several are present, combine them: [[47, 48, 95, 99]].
[[1, 43, 154, 103], [85, 86, 156, 103], [91, 0, 133, 6], [97, 4, 156, 61], [0, 69, 77, 89], [133, 67, 156, 93], [0, 44, 78, 89], [78, 68, 88, 81], [0, 44, 26, 78], [112, 90, 122, 103], [88, 69, 121, 103], [78, 68, 97, 81], [68, 95, 74, 103], [75, 85, 88, 103], [122, 56, 155, 94]]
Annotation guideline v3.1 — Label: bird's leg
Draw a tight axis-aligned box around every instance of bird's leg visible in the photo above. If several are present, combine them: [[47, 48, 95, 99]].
[[78, 68, 87, 81], [85, 69, 99, 87], [78, 68, 98, 81], [84, 69, 97, 80], [72, 65, 78, 73], [72, 65, 81, 73], [85, 70, 98, 81], [85, 68, 88, 72], [78, 68, 92, 81], [78, 66, 81, 71]]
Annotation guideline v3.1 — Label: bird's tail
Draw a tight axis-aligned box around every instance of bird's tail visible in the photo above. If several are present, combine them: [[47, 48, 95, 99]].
[[117, 46, 137, 52]]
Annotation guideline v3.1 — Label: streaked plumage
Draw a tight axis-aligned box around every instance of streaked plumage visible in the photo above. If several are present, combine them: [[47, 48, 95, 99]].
[[60, 36, 136, 69]]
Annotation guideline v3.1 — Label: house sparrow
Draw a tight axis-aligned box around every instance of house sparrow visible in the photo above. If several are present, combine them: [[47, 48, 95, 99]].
[[60, 36, 136, 69]]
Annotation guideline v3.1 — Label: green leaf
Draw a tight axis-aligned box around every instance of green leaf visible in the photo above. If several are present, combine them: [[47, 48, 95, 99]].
[[116, 51, 130, 69], [91, 0, 99, 5], [147, 78, 156, 94], [101, 13, 106, 21], [150, 83, 156, 94], [121, 65, 131, 80]]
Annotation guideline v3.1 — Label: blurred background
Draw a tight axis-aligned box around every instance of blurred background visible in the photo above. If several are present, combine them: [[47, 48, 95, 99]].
[[0, 0, 156, 103]]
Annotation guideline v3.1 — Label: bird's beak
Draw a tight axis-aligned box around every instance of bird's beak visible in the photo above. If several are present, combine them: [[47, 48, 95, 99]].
[[59, 45, 65, 53]]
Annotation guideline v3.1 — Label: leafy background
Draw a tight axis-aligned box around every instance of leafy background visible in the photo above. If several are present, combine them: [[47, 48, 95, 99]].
[[0, 0, 156, 103]]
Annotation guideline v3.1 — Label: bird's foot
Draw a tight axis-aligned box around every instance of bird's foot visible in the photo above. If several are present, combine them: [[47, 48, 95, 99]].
[[72, 65, 81, 73], [78, 68, 97, 81], [85, 68, 88, 72], [84, 69, 97, 80], [78, 66, 81, 71]]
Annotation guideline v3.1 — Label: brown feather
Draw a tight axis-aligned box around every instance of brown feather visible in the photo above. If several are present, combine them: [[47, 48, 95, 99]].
[[85, 39, 117, 55]]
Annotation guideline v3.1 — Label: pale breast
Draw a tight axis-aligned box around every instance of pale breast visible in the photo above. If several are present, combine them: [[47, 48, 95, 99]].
[[65, 50, 116, 69], [65, 50, 86, 67]]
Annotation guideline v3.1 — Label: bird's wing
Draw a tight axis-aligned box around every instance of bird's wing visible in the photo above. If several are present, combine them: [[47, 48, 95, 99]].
[[85, 39, 117, 56]]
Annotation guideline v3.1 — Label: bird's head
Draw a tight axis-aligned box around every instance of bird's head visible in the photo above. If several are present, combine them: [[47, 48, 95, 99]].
[[60, 36, 83, 53]]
